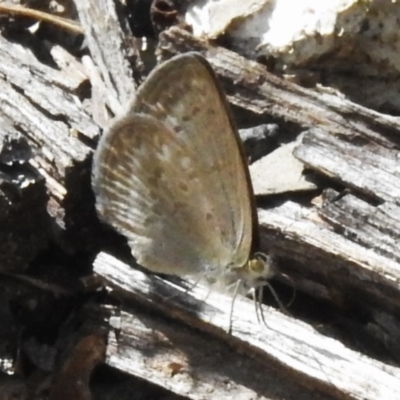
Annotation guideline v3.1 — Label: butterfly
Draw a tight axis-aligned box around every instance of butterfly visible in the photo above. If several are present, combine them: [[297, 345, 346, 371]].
[[92, 52, 272, 296]]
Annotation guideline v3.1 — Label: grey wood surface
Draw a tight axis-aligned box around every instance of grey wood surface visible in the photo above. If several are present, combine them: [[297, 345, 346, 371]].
[[1, 0, 400, 399]]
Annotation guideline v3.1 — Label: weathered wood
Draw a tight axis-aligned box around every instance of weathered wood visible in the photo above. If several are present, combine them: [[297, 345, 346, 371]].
[[154, 27, 400, 366], [0, 0, 142, 251], [259, 201, 400, 306], [159, 27, 400, 149], [0, 31, 96, 182], [74, 0, 137, 120], [320, 191, 400, 265], [250, 138, 318, 195], [0, 28, 102, 249], [2, 3, 400, 399], [94, 252, 400, 400], [295, 128, 400, 203], [106, 308, 337, 400]]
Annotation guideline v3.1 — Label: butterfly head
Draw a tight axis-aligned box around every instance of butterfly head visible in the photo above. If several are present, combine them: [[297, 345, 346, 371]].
[[236, 252, 274, 293], [204, 253, 274, 295]]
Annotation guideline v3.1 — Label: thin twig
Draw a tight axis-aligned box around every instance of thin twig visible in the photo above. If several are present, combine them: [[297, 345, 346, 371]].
[[0, 3, 83, 34]]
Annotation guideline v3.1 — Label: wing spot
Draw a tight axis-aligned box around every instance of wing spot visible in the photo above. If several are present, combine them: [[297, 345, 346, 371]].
[[178, 182, 189, 192], [192, 106, 201, 115], [147, 166, 163, 187], [174, 125, 183, 133]]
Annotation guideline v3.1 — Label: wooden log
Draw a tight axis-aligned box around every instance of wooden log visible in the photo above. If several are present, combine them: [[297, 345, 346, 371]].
[[94, 252, 400, 400], [155, 26, 400, 363], [1, 2, 400, 398], [158, 27, 400, 149]]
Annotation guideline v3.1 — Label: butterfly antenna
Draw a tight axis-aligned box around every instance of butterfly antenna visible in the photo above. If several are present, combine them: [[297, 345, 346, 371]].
[[264, 280, 291, 316], [281, 272, 297, 308]]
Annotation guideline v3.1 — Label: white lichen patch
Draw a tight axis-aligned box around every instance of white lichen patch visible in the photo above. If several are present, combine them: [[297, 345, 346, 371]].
[[186, 0, 368, 64], [186, 0, 400, 112]]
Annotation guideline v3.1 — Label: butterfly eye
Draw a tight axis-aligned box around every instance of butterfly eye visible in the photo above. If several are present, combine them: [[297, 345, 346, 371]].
[[248, 258, 265, 274]]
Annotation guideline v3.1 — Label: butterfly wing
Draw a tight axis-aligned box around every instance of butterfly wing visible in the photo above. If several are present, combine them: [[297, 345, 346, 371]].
[[92, 53, 255, 277]]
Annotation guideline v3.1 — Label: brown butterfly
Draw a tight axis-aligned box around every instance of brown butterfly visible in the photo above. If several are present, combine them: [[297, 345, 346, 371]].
[[92, 52, 272, 295]]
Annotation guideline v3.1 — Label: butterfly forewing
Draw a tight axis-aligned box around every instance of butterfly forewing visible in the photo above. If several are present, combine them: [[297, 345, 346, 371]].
[[93, 53, 254, 279]]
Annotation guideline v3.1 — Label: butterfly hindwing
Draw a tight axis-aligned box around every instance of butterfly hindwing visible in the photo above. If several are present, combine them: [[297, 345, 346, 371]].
[[93, 53, 255, 278]]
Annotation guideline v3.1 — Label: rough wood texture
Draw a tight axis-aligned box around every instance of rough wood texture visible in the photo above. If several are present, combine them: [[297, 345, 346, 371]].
[[94, 252, 400, 400], [74, 0, 137, 121], [105, 308, 334, 400], [1, 0, 400, 399], [159, 28, 400, 149], [0, 29, 99, 253], [156, 24, 400, 354]]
